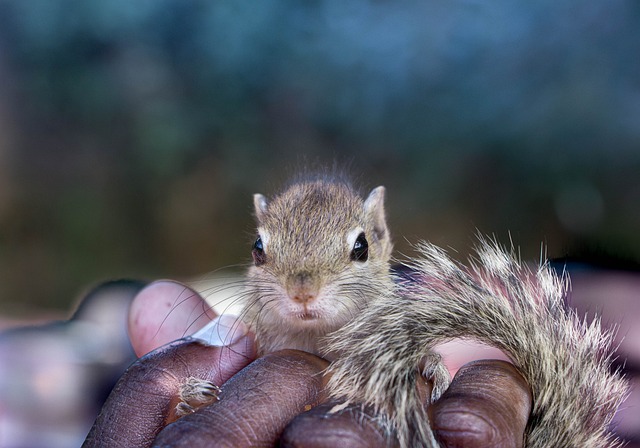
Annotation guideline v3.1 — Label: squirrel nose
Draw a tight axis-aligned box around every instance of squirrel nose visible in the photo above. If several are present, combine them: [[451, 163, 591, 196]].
[[291, 292, 315, 304], [288, 273, 318, 304]]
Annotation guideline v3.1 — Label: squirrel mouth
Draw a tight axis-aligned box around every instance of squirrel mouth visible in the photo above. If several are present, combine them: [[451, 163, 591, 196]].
[[290, 308, 321, 321], [288, 303, 321, 321], [297, 312, 317, 321]]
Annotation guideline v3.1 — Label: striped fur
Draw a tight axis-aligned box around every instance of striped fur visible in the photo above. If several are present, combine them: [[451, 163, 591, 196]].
[[325, 237, 629, 447]]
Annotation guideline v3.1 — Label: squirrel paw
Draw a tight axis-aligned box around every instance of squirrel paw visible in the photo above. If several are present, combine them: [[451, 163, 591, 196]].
[[422, 353, 451, 402], [175, 376, 221, 416]]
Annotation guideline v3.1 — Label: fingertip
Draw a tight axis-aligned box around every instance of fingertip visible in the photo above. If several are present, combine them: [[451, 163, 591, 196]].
[[128, 280, 217, 357], [431, 360, 531, 448], [281, 402, 389, 448]]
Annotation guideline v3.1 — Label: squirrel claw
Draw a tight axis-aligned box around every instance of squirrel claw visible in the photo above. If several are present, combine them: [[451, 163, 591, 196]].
[[175, 376, 221, 417], [422, 353, 451, 402]]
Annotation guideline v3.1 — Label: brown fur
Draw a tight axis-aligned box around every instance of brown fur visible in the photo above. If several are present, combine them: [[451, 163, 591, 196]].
[[325, 238, 629, 447], [242, 179, 629, 447], [244, 179, 393, 358]]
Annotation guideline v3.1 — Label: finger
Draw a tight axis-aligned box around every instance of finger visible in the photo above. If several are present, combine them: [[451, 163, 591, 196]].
[[279, 366, 437, 448], [279, 360, 530, 448], [430, 359, 532, 448], [83, 331, 256, 448], [151, 350, 329, 448], [73, 279, 146, 322], [73, 278, 146, 363], [128, 280, 217, 357], [280, 402, 392, 448]]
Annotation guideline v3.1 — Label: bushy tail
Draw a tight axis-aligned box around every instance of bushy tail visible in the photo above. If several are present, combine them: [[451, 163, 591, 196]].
[[325, 238, 629, 448]]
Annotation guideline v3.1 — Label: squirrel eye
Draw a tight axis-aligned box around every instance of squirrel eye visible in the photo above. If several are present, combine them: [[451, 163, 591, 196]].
[[252, 236, 266, 266], [350, 232, 369, 262]]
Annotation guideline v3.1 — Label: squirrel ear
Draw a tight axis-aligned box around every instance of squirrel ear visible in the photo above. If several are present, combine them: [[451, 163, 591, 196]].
[[254, 194, 268, 221], [364, 186, 389, 243]]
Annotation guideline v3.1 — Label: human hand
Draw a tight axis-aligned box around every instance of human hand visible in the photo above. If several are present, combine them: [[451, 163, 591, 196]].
[[83, 280, 532, 447], [83, 281, 330, 448]]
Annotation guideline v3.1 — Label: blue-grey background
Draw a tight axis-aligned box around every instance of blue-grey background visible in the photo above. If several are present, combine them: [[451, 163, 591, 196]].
[[0, 0, 639, 316]]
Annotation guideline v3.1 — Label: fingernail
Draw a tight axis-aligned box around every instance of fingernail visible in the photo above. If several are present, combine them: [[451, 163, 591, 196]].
[[191, 315, 247, 346]]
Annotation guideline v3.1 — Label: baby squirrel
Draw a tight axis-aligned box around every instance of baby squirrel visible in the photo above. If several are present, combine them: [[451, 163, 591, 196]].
[[243, 176, 394, 359], [210, 176, 628, 447]]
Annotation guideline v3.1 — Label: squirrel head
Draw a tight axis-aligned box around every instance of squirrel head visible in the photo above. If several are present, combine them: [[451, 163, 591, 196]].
[[246, 180, 393, 337]]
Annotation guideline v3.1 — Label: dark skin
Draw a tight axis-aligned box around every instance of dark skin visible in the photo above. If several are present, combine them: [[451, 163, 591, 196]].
[[84, 281, 532, 448]]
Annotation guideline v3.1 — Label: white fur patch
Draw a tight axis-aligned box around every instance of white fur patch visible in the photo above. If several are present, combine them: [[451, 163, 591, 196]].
[[257, 227, 270, 248], [346, 227, 364, 249]]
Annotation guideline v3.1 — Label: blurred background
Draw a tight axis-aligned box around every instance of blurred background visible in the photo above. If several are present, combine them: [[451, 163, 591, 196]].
[[0, 0, 639, 319], [0, 1, 639, 446]]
